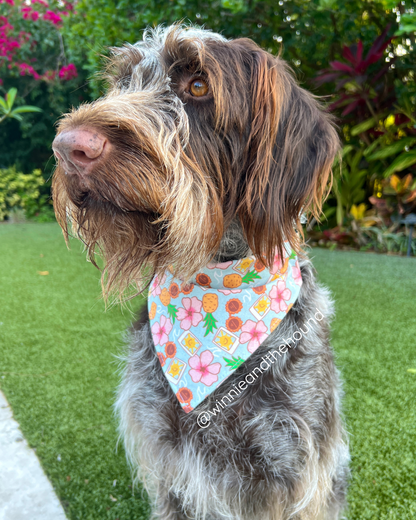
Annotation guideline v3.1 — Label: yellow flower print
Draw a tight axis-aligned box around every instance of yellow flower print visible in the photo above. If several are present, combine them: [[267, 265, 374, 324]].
[[239, 258, 252, 270], [184, 334, 198, 353], [254, 296, 269, 314], [217, 331, 234, 350], [168, 361, 182, 377]]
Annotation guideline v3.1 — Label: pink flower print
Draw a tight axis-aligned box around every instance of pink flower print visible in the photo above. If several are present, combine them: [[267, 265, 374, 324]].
[[240, 320, 269, 353], [270, 251, 285, 275], [150, 274, 166, 297], [207, 260, 233, 270], [270, 281, 292, 313], [151, 315, 172, 346], [292, 261, 302, 286], [189, 350, 221, 386], [218, 288, 242, 295], [176, 297, 203, 330]]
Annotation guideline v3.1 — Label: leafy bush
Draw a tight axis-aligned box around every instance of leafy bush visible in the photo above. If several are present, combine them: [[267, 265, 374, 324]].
[[0, 87, 42, 124], [0, 166, 54, 221]]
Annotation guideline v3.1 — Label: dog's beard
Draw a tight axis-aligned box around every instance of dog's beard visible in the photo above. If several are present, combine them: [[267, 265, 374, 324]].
[[52, 156, 223, 301], [53, 164, 160, 299]]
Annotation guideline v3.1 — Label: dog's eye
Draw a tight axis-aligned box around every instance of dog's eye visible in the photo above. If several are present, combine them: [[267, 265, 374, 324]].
[[189, 78, 209, 97]]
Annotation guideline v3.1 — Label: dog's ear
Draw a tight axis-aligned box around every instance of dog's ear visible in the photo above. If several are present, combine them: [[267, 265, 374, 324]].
[[237, 45, 340, 265]]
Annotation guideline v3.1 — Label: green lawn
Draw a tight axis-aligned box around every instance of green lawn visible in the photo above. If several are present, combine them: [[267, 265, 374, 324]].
[[0, 223, 415, 520]]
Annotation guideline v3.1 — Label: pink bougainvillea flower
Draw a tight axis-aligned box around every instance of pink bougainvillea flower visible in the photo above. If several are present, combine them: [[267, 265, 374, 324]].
[[0, 0, 15, 6], [151, 315, 172, 346], [176, 297, 203, 330], [292, 262, 302, 286], [21, 6, 32, 19], [43, 69, 56, 81], [63, 1, 74, 11], [58, 63, 77, 80], [16, 62, 40, 80], [31, 11, 40, 21], [189, 350, 221, 386], [270, 281, 292, 313], [240, 320, 268, 353], [43, 10, 62, 25]]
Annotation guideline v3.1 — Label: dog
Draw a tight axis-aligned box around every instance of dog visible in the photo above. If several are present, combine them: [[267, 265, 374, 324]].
[[52, 24, 349, 520]]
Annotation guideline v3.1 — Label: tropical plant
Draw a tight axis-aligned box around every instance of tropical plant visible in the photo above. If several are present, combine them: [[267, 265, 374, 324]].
[[363, 108, 416, 179], [331, 146, 369, 226], [0, 87, 41, 124], [370, 173, 416, 222], [315, 20, 416, 235], [315, 26, 394, 123]]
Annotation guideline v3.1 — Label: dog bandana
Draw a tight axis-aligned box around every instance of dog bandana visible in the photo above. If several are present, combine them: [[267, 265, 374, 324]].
[[148, 243, 302, 413]]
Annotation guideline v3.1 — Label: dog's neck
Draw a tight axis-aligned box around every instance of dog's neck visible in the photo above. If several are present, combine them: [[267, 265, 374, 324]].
[[213, 219, 252, 263]]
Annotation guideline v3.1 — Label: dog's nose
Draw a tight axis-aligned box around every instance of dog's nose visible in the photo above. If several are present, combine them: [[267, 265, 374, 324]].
[[52, 128, 107, 175]]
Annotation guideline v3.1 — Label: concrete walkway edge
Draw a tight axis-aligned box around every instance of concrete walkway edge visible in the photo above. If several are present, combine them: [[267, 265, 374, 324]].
[[0, 390, 67, 520]]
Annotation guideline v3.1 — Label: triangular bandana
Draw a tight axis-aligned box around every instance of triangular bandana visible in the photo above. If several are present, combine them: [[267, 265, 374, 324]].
[[148, 243, 302, 413]]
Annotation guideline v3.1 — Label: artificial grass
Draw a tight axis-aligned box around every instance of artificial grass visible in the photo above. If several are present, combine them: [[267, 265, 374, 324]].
[[0, 223, 415, 520], [0, 223, 149, 520]]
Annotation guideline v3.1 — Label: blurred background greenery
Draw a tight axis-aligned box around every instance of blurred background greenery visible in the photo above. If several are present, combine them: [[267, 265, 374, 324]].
[[1, 0, 416, 245]]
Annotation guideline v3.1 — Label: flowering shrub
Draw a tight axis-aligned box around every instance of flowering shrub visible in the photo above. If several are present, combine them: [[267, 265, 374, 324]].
[[0, 0, 88, 175], [0, 0, 77, 87]]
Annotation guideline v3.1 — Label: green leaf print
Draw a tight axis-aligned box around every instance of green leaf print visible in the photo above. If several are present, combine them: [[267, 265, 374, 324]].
[[223, 356, 245, 370], [203, 313, 218, 336], [167, 303, 178, 324], [242, 270, 261, 284]]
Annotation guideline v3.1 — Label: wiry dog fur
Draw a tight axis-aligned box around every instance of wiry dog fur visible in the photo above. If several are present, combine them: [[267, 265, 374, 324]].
[[52, 25, 349, 520]]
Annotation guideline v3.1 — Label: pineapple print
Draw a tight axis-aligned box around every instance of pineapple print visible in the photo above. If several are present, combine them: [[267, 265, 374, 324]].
[[270, 317, 282, 332], [271, 250, 296, 281], [223, 270, 261, 288], [160, 287, 178, 323], [149, 301, 157, 320], [202, 293, 218, 336], [223, 274, 242, 288]]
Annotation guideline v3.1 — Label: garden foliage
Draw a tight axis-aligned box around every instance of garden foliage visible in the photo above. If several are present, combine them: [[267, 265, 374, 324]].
[[0, 0, 415, 249], [0, 0, 88, 174]]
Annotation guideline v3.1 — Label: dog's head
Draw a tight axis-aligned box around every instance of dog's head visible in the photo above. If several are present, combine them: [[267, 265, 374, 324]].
[[52, 25, 339, 298]]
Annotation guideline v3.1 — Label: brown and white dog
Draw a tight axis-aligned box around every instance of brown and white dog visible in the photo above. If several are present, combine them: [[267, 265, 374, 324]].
[[52, 25, 349, 520]]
